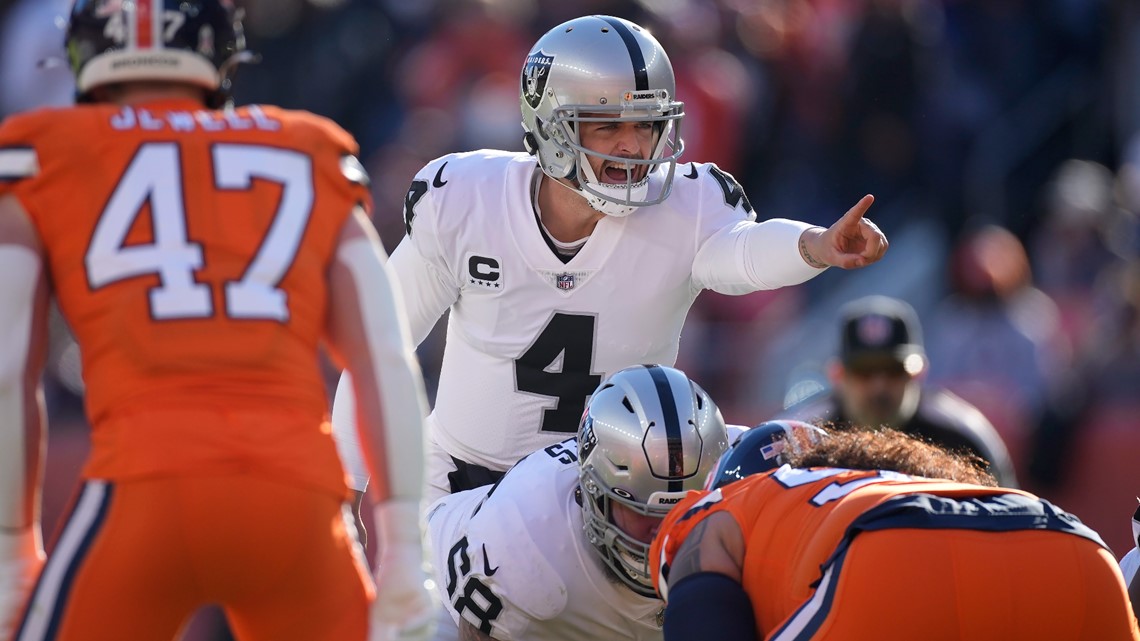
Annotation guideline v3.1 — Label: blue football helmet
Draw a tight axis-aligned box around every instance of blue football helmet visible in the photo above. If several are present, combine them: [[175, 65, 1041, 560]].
[[706, 420, 828, 490], [66, 0, 251, 108]]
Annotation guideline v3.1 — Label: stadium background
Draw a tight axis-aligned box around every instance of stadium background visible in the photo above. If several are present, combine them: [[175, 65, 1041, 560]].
[[2, 0, 1138, 637]]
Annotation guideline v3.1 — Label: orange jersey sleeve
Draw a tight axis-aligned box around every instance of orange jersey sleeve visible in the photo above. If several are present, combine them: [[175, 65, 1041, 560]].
[[653, 467, 1028, 636], [0, 100, 373, 495]]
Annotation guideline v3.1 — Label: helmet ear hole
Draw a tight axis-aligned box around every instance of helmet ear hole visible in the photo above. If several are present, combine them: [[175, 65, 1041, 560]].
[[523, 131, 539, 156]]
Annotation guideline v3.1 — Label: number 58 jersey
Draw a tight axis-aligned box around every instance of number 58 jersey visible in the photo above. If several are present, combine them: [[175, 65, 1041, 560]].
[[426, 438, 665, 641], [0, 100, 370, 495]]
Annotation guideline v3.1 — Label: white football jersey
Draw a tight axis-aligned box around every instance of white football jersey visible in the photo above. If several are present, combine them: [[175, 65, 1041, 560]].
[[425, 437, 665, 641], [1121, 547, 1139, 586], [391, 150, 820, 469]]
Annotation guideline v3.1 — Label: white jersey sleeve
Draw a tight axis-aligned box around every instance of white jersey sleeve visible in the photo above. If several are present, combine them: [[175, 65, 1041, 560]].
[[425, 439, 664, 641], [1123, 509, 1140, 585], [1121, 547, 1139, 586], [330, 371, 369, 492], [677, 162, 822, 294], [390, 155, 463, 347]]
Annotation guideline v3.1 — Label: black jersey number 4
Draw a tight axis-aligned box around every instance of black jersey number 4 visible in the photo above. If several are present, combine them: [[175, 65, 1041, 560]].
[[514, 312, 603, 434]]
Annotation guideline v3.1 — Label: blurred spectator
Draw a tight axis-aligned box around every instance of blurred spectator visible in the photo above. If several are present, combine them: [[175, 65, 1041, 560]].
[[0, 0, 73, 117], [924, 223, 1071, 468], [1031, 159, 1134, 344], [780, 294, 1019, 486]]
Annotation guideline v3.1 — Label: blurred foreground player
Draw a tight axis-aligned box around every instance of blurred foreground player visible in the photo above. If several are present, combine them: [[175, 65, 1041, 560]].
[[0, 2, 434, 639]]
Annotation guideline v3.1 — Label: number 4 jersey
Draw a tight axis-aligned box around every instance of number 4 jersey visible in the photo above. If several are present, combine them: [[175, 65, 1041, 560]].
[[391, 150, 822, 471], [0, 100, 370, 496]]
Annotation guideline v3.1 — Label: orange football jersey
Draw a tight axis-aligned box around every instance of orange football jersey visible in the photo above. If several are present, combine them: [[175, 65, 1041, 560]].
[[653, 468, 1051, 635], [0, 99, 372, 496]]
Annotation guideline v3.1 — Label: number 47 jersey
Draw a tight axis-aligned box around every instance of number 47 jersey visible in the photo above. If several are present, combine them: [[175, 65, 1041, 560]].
[[0, 100, 370, 496]]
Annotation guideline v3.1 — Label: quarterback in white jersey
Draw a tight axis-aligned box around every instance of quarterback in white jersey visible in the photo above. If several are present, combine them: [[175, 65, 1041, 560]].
[[425, 365, 731, 641], [332, 15, 886, 506]]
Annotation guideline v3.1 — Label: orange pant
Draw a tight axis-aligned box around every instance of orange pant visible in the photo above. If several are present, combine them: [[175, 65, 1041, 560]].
[[769, 528, 1140, 641], [15, 475, 372, 641]]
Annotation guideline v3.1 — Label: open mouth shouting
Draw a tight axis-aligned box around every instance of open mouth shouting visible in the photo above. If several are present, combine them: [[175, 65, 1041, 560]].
[[601, 159, 647, 184]]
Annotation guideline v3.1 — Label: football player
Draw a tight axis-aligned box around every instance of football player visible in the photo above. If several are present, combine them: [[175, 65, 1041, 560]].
[[0, 2, 433, 639], [652, 429, 1140, 640], [422, 365, 729, 640], [332, 14, 888, 516]]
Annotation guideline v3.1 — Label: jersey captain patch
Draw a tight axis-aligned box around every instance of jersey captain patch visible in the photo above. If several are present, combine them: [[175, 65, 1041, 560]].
[[466, 253, 503, 289], [0, 147, 39, 180]]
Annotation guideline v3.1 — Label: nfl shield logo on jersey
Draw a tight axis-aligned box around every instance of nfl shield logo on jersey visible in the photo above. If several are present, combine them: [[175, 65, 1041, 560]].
[[556, 273, 575, 290]]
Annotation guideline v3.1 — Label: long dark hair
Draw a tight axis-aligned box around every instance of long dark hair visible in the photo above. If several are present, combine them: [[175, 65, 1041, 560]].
[[787, 427, 999, 487]]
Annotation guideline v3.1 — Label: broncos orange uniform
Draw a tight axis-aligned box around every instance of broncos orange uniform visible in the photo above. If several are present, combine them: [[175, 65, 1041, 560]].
[[0, 100, 367, 496], [0, 99, 375, 641], [652, 466, 1140, 641]]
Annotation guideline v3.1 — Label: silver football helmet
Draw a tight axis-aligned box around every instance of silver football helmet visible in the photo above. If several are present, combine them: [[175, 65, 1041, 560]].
[[578, 365, 729, 596], [520, 15, 685, 217]]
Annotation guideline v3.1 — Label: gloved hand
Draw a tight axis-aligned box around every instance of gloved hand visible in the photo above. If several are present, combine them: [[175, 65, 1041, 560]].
[[1, 527, 44, 638], [368, 500, 437, 641]]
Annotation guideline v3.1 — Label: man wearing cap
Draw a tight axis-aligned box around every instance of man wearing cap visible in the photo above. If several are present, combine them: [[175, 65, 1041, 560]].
[[779, 295, 1019, 486]]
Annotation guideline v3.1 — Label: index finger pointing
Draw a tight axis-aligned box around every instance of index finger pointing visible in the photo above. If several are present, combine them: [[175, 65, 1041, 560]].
[[838, 194, 875, 227]]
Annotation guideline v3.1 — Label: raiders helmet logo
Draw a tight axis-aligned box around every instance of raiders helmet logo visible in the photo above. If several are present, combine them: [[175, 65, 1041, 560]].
[[522, 50, 554, 109]]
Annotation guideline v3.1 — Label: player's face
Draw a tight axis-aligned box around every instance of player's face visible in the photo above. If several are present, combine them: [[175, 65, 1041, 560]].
[[577, 117, 655, 184], [610, 501, 663, 544], [837, 360, 917, 427]]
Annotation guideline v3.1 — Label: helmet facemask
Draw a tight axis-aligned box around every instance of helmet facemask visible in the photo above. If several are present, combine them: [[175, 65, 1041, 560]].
[[580, 462, 677, 596], [544, 95, 684, 218], [520, 15, 686, 218], [576, 365, 730, 597]]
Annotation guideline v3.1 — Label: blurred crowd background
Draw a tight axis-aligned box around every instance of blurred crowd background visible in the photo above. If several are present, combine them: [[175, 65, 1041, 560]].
[[3, 0, 1140, 637]]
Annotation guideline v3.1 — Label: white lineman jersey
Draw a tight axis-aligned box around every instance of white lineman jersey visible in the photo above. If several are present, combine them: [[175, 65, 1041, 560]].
[[425, 437, 665, 641], [392, 150, 820, 471]]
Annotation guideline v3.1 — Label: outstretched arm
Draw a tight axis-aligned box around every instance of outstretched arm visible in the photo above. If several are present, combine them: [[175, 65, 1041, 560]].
[[325, 206, 435, 641], [0, 194, 49, 638], [798, 194, 887, 269]]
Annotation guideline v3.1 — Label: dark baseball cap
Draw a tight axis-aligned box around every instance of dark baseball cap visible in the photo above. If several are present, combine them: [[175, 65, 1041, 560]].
[[839, 295, 926, 374]]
